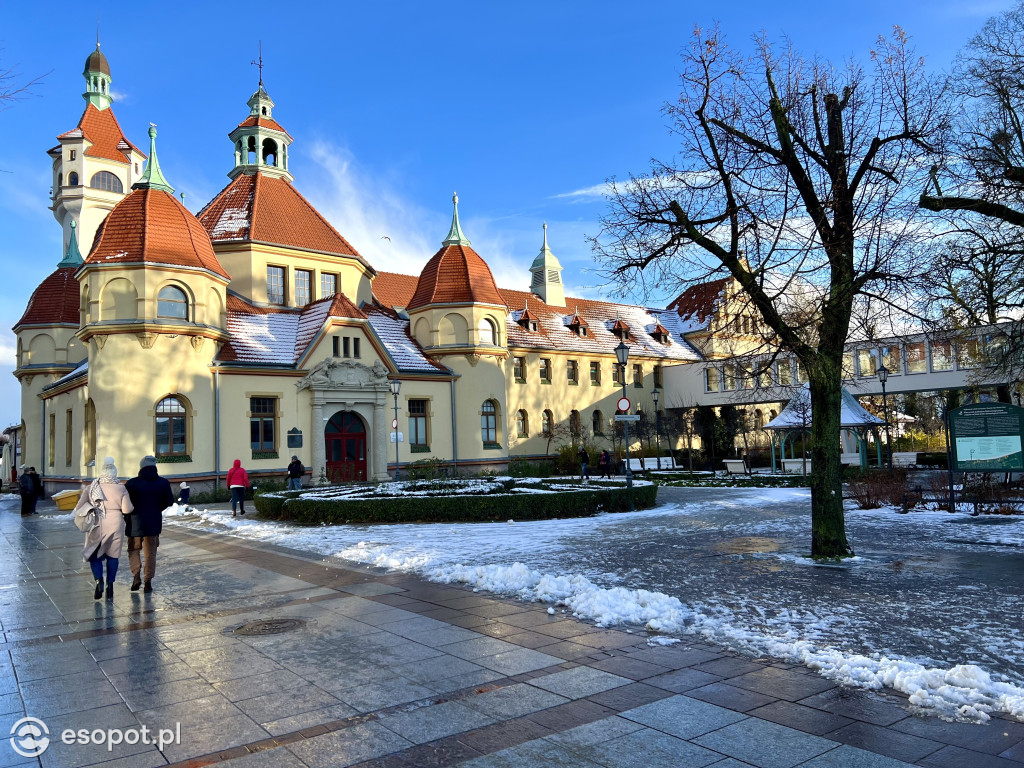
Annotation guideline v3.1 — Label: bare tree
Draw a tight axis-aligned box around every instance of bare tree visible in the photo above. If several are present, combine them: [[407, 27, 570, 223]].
[[0, 56, 46, 110], [592, 26, 946, 557]]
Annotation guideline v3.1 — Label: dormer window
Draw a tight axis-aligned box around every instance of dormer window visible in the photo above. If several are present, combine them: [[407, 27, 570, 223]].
[[518, 306, 539, 333], [651, 323, 671, 344], [567, 310, 589, 337]]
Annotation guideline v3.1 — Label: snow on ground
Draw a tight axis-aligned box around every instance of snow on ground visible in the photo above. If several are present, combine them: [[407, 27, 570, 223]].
[[155, 486, 1024, 723]]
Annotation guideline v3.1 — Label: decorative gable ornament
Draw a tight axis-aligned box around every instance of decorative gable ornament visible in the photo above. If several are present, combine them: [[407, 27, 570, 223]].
[[297, 358, 389, 391]]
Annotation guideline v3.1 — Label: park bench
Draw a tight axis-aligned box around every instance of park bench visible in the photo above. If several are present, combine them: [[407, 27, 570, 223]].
[[723, 459, 749, 475], [892, 452, 918, 468], [782, 458, 811, 474]]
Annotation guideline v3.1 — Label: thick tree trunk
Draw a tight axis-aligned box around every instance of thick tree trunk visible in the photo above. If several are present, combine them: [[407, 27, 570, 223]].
[[807, 357, 854, 558]]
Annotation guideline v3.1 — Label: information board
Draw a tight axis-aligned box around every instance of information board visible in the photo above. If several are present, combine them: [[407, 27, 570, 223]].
[[949, 403, 1024, 471]]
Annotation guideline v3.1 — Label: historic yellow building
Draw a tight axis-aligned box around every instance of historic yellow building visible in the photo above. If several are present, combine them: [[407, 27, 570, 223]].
[[14, 46, 719, 491]]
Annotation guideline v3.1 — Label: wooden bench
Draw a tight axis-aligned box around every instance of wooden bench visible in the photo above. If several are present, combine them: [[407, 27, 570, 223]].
[[892, 452, 918, 468], [782, 458, 811, 474], [723, 459, 749, 475]]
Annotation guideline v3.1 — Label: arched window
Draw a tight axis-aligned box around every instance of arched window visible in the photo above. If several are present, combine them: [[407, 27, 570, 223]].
[[479, 318, 497, 346], [570, 410, 582, 438], [58, 173, 63, 188], [592, 410, 604, 435], [542, 410, 553, 436], [68, 172, 79, 186], [155, 396, 188, 457], [262, 138, 278, 167], [481, 400, 498, 444], [515, 409, 528, 437], [90, 171, 123, 193], [157, 285, 189, 320]]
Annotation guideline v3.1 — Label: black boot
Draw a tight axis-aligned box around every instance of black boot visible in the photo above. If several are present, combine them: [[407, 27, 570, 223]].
[[94, 579, 104, 600], [143, 581, 153, 593], [106, 583, 114, 600], [131, 573, 142, 591]]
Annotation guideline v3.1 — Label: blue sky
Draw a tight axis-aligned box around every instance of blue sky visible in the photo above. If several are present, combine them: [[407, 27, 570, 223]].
[[0, 0, 1011, 430]]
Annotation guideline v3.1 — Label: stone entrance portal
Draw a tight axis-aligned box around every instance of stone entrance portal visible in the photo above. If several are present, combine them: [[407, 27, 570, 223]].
[[297, 358, 391, 482]]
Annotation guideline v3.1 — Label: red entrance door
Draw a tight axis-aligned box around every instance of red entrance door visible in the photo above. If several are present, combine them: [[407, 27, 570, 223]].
[[325, 411, 367, 482]]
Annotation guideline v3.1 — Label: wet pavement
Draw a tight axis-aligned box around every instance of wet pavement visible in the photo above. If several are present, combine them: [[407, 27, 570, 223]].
[[0, 493, 1022, 767]]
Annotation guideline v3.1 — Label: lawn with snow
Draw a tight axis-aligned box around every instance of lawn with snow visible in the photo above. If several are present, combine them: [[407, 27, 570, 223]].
[[161, 486, 1024, 723]]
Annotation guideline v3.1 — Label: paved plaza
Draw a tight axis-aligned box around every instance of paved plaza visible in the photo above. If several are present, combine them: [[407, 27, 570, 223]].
[[0, 499, 1022, 767]]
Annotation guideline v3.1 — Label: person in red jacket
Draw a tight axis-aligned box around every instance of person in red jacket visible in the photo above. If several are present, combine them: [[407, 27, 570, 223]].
[[226, 459, 249, 517]]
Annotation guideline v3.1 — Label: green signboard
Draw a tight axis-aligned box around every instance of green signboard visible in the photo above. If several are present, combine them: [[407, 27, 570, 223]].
[[949, 403, 1024, 471]]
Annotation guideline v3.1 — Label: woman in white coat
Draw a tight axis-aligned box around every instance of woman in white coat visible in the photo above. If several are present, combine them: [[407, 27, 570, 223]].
[[74, 457, 134, 600]]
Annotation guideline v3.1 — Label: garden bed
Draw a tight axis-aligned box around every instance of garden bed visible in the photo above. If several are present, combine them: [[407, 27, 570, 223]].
[[253, 477, 657, 525]]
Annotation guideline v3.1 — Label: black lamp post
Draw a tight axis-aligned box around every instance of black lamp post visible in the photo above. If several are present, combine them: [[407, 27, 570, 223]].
[[652, 387, 662, 471], [389, 378, 402, 481], [877, 364, 892, 470], [615, 341, 634, 510]]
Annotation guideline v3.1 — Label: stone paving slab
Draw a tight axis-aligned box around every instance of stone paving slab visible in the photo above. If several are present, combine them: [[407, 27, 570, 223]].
[[0, 503, 1022, 768]]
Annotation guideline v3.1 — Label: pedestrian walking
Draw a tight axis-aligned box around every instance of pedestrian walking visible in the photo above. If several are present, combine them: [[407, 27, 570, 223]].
[[286, 455, 304, 491], [74, 457, 132, 600], [124, 456, 173, 593], [578, 446, 590, 481], [177, 481, 190, 507], [226, 459, 250, 516], [598, 449, 612, 479], [27, 467, 43, 514], [18, 466, 33, 516]]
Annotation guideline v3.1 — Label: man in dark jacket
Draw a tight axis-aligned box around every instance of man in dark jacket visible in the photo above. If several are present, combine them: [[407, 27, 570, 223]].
[[18, 467, 33, 516], [286, 455, 304, 491], [124, 456, 174, 593]]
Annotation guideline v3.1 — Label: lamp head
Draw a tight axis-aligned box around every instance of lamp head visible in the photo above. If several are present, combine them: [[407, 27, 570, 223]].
[[389, 379, 402, 396], [614, 340, 629, 367], [877, 365, 889, 384], [652, 387, 660, 405]]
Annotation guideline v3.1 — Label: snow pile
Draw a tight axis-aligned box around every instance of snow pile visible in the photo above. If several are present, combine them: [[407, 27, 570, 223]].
[[335, 545, 1024, 722]]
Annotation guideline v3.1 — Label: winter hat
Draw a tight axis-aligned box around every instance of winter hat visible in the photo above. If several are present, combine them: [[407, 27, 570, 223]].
[[140, 455, 157, 468], [179, 481, 189, 489], [98, 457, 118, 482], [292, 455, 299, 461]]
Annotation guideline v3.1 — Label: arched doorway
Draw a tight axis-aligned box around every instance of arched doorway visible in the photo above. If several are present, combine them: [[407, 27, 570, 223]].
[[325, 411, 366, 482]]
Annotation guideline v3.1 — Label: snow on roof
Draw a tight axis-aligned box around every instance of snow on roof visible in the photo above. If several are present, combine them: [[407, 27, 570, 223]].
[[225, 311, 301, 364], [365, 306, 449, 374], [764, 384, 885, 430], [43, 360, 88, 391]]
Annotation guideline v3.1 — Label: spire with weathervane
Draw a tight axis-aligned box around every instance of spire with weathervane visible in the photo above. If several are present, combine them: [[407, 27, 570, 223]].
[[83, 35, 112, 110], [227, 44, 293, 182]]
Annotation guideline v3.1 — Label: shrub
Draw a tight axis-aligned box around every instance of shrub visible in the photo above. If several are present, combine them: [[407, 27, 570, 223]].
[[848, 469, 913, 509], [260, 482, 658, 525], [508, 458, 555, 478], [405, 457, 452, 480]]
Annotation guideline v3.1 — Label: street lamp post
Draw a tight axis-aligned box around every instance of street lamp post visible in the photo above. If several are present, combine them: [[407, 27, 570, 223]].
[[652, 387, 662, 471], [615, 341, 634, 511], [877, 365, 892, 471], [389, 378, 402, 481]]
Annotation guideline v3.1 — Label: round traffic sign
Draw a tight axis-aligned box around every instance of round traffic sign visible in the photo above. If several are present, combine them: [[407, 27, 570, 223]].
[[617, 397, 631, 412], [392, 418, 399, 429]]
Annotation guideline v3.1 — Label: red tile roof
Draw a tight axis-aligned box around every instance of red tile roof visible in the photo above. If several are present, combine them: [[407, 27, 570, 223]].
[[86, 188, 229, 279], [373, 271, 419, 308], [226, 293, 277, 315], [57, 104, 144, 164], [235, 115, 292, 138], [198, 173, 364, 260], [666, 278, 730, 329], [306, 292, 367, 320], [15, 268, 80, 328], [407, 244, 506, 311]]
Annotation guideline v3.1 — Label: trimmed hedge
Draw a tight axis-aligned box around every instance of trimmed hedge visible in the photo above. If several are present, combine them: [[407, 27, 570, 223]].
[[254, 483, 658, 525]]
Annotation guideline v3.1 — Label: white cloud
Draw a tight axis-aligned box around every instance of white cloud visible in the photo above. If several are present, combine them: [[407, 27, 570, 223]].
[[0, 336, 15, 367], [300, 141, 439, 278], [551, 182, 612, 202]]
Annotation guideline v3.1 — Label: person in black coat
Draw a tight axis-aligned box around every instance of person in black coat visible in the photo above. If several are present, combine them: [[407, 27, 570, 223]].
[[18, 467, 33, 516], [124, 456, 174, 593]]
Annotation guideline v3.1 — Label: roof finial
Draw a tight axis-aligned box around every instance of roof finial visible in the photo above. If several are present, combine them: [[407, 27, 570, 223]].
[[59, 220, 84, 268], [542, 221, 548, 249], [442, 190, 471, 246], [252, 41, 264, 88], [132, 124, 174, 194]]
